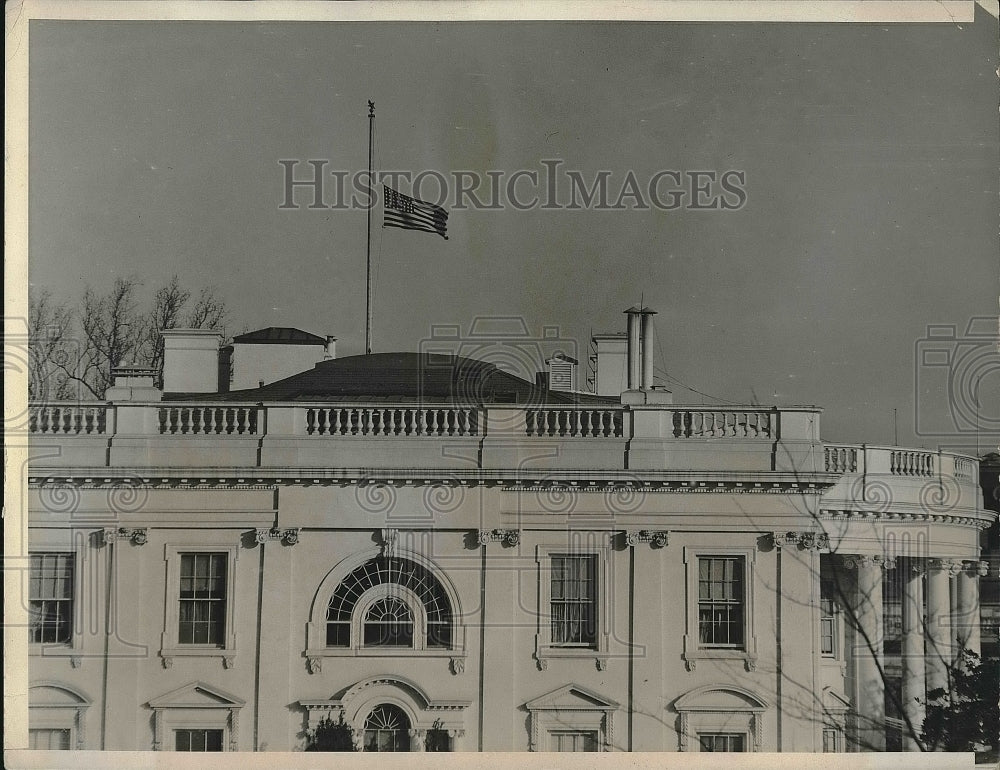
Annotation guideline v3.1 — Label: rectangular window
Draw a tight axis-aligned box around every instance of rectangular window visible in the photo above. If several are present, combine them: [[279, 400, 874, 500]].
[[820, 581, 837, 657], [175, 728, 224, 752], [550, 554, 597, 647], [698, 556, 745, 647], [178, 553, 227, 646], [699, 733, 745, 752], [29, 553, 74, 644], [29, 728, 71, 750], [552, 730, 599, 752], [822, 727, 841, 752]]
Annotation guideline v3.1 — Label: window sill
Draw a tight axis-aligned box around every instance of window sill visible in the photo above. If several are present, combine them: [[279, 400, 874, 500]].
[[159, 647, 237, 669], [304, 649, 468, 675], [535, 646, 608, 671], [29, 644, 83, 667], [683, 648, 757, 672]]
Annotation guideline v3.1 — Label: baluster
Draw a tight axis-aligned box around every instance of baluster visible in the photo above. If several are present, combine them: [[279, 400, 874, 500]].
[[455, 410, 465, 436], [330, 408, 341, 435], [580, 410, 590, 437]]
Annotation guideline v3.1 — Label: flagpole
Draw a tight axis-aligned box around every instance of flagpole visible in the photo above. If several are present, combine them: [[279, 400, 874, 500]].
[[366, 99, 375, 355]]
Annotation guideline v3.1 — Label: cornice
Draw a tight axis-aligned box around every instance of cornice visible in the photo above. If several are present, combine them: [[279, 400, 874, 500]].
[[27, 469, 840, 493]]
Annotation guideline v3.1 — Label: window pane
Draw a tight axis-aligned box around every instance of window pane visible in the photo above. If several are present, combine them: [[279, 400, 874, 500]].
[[697, 557, 745, 648], [178, 553, 226, 646], [699, 733, 745, 752], [28, 553, 74, 644], [552, 730, 598, 752], [325, 557, 453, 649], [550, 554, 598, 647], [29, 729, 71, 750], [175, 729, 224, 752]]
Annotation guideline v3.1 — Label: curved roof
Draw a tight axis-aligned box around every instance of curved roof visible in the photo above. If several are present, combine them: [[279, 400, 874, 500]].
[[168, 352, 615, 405]]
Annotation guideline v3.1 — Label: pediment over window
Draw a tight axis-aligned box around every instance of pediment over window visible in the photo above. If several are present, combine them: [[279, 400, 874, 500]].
[[525, 683, 620, 712], [675, 684, 768, 713], [822, 687, 851, 713], [29, 682, 91, 707], [148, 681, 246, 710]]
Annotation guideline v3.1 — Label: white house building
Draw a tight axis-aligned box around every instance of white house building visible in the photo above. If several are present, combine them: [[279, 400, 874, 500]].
[[24, 308, 993, 753]]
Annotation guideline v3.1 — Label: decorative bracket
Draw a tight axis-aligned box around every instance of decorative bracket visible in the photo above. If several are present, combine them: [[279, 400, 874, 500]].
[[223, 655, 236, 670], [843, 554, 896, 571], [976, 560, 990, 577], [254, 527, 299, 546], [449, 657, 466, 675], [596, 657, 608, 671], [624, 529, 669, 548], [928, 557, 964, 577], [535, 656, 548, 671], [771, 531, 829, 551], [102, 527, 147, 546], [70, 655, 82, 669], [380, 528, 399, 558], [477, 528, 520, 547], [307, 656, 322, 675], [161, 656, 173, 669]]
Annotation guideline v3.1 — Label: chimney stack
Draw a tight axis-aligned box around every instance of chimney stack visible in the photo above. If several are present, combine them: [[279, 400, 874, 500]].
[[161, 329, 223, 394], [621, 305, 669, 404], [641, 309, 656, 390], [325, 335, 338, 360], [625, 308, 642, 390]]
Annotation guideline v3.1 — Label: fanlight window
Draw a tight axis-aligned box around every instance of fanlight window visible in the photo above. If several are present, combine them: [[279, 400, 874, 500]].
[[363, 704, 409, 752], [363, 597, 414, 647], [326, 557, 452, 649]]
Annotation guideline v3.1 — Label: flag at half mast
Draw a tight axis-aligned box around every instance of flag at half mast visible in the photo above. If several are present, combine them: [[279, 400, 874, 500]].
[[383, 185, 449, 240]]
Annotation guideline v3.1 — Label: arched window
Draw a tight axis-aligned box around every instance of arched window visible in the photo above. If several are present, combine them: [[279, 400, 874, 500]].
[[326, 557, 452, 649], [363, 598, 414, 647], [363, 704, 409, 752]]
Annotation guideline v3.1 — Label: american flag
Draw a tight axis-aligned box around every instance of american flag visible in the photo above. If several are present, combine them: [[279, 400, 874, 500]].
[[383, 185, 449, 240]]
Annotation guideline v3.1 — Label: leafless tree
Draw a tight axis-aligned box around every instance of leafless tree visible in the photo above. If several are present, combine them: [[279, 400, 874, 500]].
[[28, 275, 229, 400]]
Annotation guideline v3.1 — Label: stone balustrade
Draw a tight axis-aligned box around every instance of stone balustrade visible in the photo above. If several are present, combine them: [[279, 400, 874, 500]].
[[24, 402, 979, 492]]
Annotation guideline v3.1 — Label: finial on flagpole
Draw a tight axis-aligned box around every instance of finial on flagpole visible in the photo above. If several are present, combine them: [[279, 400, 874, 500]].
[[368, 100, 375, 118]]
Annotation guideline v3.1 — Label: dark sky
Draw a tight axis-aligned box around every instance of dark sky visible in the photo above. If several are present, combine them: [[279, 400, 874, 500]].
[[28, 12, 999, 450]]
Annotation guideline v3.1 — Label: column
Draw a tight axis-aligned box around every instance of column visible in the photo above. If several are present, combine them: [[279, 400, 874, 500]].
[[900, 560, 925, 752], [955, 561, 985, 659], [847, 555, 890, 752], [925, 559, 956, 697], [408, 729, 426, 752]]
